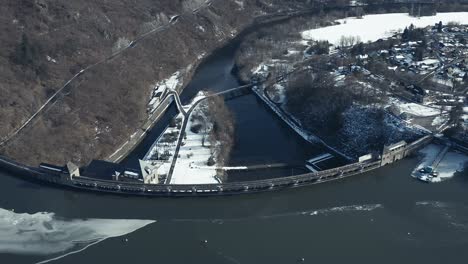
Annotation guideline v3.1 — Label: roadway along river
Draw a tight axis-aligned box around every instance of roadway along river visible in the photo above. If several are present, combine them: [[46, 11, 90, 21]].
[[1, 157, 468, 263], [2, 16, 468, 263], [120, 38, 342, 182]]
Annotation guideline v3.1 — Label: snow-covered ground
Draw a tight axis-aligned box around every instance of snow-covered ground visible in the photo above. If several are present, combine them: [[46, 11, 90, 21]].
[[171, 95, 220, 185], [302, 12, 468, 45], [412, 144, 468, 183], [143, 124, 180, 183], [432, 114, 449, 129], [0, 208, 153, 257], [413, 144, 442, 169], [435, 151, 468, 181], [389, 97, 441, 117], [144, 93, 207, 182], [267, 83, 286, 104], [253, 63, 270, 78], [148, 71, 180, 112], [144, 92, 221, 185]]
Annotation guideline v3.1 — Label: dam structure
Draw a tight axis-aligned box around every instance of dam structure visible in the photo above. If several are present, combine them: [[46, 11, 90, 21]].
[[0, 134, 434, 197]]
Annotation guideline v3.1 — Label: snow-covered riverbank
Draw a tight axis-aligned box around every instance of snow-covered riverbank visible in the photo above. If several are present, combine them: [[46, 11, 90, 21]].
[[252, 85, 353, 160], [412, 144, 468, 183]]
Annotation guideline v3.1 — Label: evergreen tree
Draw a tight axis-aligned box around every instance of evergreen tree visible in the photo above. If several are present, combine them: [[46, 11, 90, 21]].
[[414, 47, 424, 61], [437, 21, 443, 33], [419, 38, 427, 48], [14, 34, 34, 65], [402, 27, 409, 41], [459, 36, 466, 45]]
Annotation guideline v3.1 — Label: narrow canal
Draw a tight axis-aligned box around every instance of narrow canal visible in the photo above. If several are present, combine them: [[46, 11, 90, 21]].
[[121, 37, 338, 182]]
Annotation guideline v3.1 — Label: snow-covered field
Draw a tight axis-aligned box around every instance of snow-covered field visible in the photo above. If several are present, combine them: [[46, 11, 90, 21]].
[[171, 100, 220, 185], [143, 124, 180, 183], [0, 208, 153, 257], [145, 92, 220, 185], [302, 12, 468, 45], [412, 144, 468, 183], [389, 97, 441, 117]]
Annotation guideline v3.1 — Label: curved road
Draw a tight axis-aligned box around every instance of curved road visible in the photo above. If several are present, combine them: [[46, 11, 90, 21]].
[[165, 84, 253, 183], [0, 0, 214, 147]]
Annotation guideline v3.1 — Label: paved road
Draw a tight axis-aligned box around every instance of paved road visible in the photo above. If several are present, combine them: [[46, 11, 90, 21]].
[[0, 0, 349, 149], [0, 0, 214, 147], [166, 90, 187, 116], [164, 84, 253, 184]]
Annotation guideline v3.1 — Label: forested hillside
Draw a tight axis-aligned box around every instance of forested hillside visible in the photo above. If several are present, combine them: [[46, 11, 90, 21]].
[[0, 0, 316, 166]]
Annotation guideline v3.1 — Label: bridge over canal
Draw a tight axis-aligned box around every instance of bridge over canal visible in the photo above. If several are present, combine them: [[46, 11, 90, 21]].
[[164, 83, 254, 183]]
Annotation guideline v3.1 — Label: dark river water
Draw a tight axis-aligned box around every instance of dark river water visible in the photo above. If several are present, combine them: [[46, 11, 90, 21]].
[[120, 39, 334, 181], [2, 21, 468, 263], [2, 158, 468, 263]]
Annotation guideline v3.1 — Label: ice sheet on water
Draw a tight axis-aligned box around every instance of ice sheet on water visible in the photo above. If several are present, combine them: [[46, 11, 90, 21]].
[[307, 204, 383, 216], [173, 204, 384, 223], [0, 208, 154, 256]]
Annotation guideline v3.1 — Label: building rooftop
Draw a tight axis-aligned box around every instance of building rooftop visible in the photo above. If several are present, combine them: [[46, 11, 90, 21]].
[[83, 160, 122, 181]]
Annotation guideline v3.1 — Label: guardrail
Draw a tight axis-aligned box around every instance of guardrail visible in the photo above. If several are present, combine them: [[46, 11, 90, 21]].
[[72, 160, 380, 194], [69, 160, 381, 195], [0, 152, 380, 196], [405, 135, 434, 155], [0, 123, 434, 197]]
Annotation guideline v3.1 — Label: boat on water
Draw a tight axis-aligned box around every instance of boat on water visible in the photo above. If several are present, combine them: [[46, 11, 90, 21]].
[[415, 166, 439, 183]]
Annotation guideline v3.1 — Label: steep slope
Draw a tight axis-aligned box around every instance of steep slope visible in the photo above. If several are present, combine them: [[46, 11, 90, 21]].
[[0, 0, 310, 166]]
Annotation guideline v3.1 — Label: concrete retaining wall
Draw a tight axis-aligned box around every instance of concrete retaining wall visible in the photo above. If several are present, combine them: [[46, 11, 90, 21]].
[[0, 151, 381, 196], [0, 91, 435, 197], [0, 129, 434, 197]]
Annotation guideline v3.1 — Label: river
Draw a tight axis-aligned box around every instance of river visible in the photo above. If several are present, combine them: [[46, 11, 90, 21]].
[[120, 36, 345, 182], [1, 157, 468, 263], [2, 11, 468, 263]]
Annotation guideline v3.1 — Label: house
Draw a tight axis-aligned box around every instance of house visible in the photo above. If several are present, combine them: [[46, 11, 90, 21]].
[[381, 141, 407, 166], [66, 162, 80, 178], [139, 159, 160, 184]]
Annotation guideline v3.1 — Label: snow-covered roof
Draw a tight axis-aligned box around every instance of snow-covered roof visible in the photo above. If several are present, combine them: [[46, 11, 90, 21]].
[[387, 141, 407, 151], [418, 58, 439, 65]]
